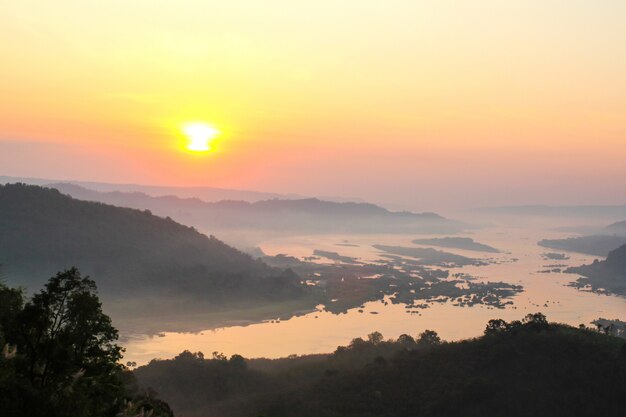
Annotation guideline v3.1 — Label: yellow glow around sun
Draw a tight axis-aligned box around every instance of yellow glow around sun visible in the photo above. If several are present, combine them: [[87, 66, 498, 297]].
[[182, 123, 219, 152]]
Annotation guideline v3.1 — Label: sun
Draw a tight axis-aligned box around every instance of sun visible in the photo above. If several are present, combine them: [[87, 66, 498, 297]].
[[182, 122, 219, 152]]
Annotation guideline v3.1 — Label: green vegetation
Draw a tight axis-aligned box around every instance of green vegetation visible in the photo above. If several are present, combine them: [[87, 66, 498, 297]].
[[263, 253, 521, 314], [566, 244, 626, 296], [135, 313, 626, 417], [0, 184, 308, 329], [0, 268, 173, 417]]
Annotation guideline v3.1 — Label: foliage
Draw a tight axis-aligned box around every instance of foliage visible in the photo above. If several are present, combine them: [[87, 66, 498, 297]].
[[0, 183, 305, 303], [135, 315, 626, 417], [566, 244, 626, 296], [0, 269, 174, 417]]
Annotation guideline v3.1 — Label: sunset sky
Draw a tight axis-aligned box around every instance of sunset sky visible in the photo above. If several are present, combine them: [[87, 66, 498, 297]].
[[1, 0, 625, 210]]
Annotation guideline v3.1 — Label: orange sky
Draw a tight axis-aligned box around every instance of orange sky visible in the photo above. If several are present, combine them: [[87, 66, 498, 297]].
[[1, 1, 625, 210]]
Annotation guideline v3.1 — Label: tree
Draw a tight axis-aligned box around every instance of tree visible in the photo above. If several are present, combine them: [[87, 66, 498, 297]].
[[417, 330, 441, 347], [523, 313, 549, 330], [0, 282, 25, 415], [229, 354, 248, 370], [7, 269, 124, 416], [212, 351, 227, 361], [118, 396, 175, 417], [0, 282, 24, 346], [348, 337, 367, 350], [397, 334, 415, 347], [484, 319, 509, 335], [0, 268, 174, 417], [368, 331, 384, 345], [16, 268, 122, 389], [175, 350, 205, 361]]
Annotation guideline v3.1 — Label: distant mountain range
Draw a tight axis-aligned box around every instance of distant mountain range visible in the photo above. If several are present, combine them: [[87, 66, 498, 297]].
[[606, 220, 626, 236], [0, 176, 459, 234], [0, 175, 360, 203], [36, 183, 462, 235], [471, 204, 626, 220], [0, 184, 309, 329]]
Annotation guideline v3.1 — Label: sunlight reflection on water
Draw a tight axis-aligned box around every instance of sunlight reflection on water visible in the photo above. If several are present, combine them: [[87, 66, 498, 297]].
[[123, 226, 626, 365]]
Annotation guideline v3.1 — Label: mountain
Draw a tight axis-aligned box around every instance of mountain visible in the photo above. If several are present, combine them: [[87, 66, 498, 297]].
[[134, 316, 626, 417], [538, 235, 626, 256], [42, 183, 462, 235], [0, 175, 300, 202], [0, 184, 309, 329], [606, 220, 626, 236], [471, 204, 626, 220], [604, 244, 626, 270], [0, 175, 365, 203], [566, 244, 626, 296]]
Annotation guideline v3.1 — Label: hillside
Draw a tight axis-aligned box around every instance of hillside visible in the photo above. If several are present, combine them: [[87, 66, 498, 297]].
[[538, 235, 626, 256], [566, 244, 626, 296], [134, 315, 626, 417], [45, 183, 462, 234], [606, 220, 626, 236], [0, 184, 308, 328]]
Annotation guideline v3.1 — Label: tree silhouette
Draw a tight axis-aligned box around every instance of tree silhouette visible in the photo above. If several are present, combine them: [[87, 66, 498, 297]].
[[485, 319, 509, 335], [0, 268, 173, 417], [17, 268, 122, 389], [397, 334, 415, 347], [368, 331, 384, 345], [417, 330, 441, 346]]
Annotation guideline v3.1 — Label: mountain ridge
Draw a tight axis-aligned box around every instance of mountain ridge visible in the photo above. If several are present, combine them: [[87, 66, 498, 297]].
[[42, 182, 460, 234], [0, 183, 309, 329], [0, 175, 362, 203]]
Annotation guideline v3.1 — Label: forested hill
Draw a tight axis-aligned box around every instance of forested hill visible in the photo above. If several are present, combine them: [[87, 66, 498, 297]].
[[566, 244, 626, 296], [134, 314, 626, 417], [605, 244, 626, 270], [0, 183, 304, 302]]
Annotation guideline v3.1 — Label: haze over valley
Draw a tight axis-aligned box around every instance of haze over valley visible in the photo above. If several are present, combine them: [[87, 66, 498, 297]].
[[2, 2, 626, 416]]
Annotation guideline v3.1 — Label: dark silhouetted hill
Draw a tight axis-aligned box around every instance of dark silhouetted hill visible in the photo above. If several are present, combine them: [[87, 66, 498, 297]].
[[134, 315, 626, 417], [0, 184, 307, 323], [566, 244, 626, 296]]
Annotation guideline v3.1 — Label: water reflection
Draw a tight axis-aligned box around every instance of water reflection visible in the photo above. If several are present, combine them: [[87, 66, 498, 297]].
[[123, 227, 626, 365]]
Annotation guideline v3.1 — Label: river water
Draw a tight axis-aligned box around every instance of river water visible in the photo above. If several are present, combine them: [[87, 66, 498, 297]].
[[122, 225, 626, 365]]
